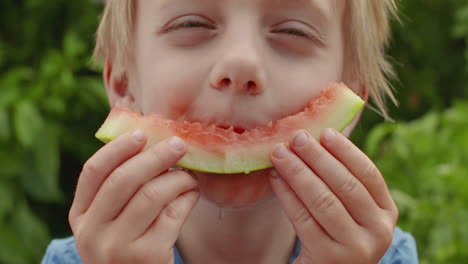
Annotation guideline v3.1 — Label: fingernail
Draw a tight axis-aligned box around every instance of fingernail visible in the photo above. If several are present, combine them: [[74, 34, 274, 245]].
[[322, 128, 337, 142], [292, 130, 308, 148], [132, 130, 145, 142], [273, 144, 288, 159], [169, 136, 185, 152]]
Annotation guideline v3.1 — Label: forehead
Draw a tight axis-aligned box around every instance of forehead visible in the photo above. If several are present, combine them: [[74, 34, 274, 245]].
[[154, 0, 339, 13], [151, 0, 343, 23]]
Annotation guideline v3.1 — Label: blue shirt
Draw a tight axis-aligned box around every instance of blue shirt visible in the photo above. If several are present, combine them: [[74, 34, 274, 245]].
[[42, 227, 418, 263]]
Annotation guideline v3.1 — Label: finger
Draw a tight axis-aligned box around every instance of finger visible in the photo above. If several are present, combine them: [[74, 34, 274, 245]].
[[87, 136, 186, 224], [320, 128, 396, 212], [136, 189, 200, 250], [271, 144, 360, 244], [290, 130, 381, 227], [70, 130, 146, 220], [269, 170, 335, 248], [113, 170, 198, 240]]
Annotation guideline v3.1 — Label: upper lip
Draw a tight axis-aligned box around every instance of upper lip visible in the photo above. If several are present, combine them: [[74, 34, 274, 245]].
[[179, 110, 264, 132], [178, 96, 311, 133]]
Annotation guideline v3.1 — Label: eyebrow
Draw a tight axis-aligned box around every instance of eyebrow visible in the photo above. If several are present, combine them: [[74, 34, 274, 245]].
[[275, 0, 332, 22], [157, 0, 334, 28]]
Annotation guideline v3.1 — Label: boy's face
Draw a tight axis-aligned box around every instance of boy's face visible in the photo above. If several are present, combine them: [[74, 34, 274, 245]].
[[107, 0, 359, 208]]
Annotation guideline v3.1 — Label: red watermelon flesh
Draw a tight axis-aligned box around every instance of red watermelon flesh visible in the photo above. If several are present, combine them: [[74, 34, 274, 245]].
[[95, 82, 365, 174]]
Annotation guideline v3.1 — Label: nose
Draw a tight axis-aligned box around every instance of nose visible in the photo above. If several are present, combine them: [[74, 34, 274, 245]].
[[209, 45, 265, 95]]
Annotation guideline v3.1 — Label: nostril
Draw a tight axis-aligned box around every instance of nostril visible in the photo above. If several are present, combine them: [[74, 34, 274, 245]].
[[246, 81, 258, 93], [221, 78, 231, 87]]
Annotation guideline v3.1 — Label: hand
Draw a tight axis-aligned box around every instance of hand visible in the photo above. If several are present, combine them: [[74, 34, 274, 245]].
[[69, 131, 199, 264], [270, 128, 398, 264]]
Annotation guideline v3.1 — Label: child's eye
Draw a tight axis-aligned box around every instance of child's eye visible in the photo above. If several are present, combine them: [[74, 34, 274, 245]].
[[274, 28, 310, 38], [164, 20, 215, 33], [271, 21, 325, 47]]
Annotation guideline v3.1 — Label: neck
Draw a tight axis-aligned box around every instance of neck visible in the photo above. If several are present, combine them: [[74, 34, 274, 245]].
[[177, 197, 296, 264]]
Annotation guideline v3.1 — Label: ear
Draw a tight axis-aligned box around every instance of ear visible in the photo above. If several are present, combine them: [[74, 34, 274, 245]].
[[103, 59, 137, 109]]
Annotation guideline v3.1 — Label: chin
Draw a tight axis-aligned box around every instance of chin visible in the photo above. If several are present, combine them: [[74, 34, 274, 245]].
[[192, 168, 275, 209]]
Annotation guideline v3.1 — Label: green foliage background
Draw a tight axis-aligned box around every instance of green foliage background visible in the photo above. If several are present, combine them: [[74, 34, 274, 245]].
[[0, 0, 467, 263]]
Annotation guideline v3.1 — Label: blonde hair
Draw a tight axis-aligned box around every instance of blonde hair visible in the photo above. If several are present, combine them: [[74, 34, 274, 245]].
[[94, 0, 398, 119]]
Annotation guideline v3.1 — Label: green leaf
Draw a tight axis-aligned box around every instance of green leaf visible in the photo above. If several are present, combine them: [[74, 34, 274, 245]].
[[40, 50, 64, 79], [20, 125, 63, 203], [0, 181, 15, 219], [0, 224, 30, 264], [63, 30, 86, 62], [11, 202, 50, 262], [364, 122, 396, 158], [13, 101, 44, 148], [35, 125, 62, 201], [0, 41, 5, 67], [0, 67, 33, 107], [42, 96, 66, 115], [0, 151, 22, 179], [0, 107, 11, 141]]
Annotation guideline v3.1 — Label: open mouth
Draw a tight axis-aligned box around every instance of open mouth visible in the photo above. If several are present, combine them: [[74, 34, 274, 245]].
[[216, 125, 247, 135]]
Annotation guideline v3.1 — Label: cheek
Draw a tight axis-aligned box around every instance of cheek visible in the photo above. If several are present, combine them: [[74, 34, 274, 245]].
[[194, 169, 275, 209], [272, 59, 342, 111], [136, 54, 208, 118]]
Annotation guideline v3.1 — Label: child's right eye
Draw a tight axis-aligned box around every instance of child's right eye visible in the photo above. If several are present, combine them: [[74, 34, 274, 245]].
[[160, 16, 218, 46], [164, 19, 216, 33]]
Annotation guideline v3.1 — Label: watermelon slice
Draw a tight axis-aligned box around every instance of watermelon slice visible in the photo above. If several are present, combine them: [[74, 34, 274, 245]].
[[96, 82, 365, 174]]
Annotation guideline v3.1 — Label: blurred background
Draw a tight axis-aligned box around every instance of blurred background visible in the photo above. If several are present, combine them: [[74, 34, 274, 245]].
[[0, 0, 467, 263]]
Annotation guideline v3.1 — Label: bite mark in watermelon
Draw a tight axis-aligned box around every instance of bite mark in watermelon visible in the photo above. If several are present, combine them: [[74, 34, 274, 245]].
[[95, 82, 365, 174]]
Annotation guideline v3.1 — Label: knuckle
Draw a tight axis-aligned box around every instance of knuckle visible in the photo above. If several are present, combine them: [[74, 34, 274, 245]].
[[164, 200, 185, 221], [140, 182, 164, 204], [312, 146, 329, 165], [363, 162, 380, 181], [342, 141, 354, 155], [68, 210, 78, 230], [315, 248, 343, 264], [354, 241, 373, 262], [377, 218, 396, 249], [106, 168, 127, 190], [130, 245, 168, 264], [312, 191, 337, 213], [129, 248, 151, 263], [82, 159, 99, 175], [290, 163, 309, 178], [168, 169, 190, 181], [74, 230, 98, 261], [97, 232, 130, 264], [132, 241, 169, 263], [170, 170, 198, 189], [390, 202, 399, 224], [100, 239, 123, 263], [337, 174, 359, 195], [329, 254, 344, 264], [149, 145, 166, 165], [292, 206, 312, 226]]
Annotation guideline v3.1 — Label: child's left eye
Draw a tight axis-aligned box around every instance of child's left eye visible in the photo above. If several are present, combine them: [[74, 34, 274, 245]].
[[270, 21, 325, 47], [274, 28, 310, 38]]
